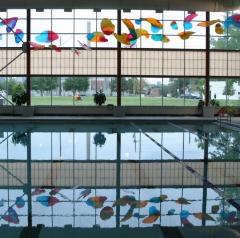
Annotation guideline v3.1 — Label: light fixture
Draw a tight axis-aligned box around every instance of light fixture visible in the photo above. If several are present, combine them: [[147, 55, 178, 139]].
[[36, 8, 44, 12], [155, 9, 163, 13], [123, 9, 131, 13]]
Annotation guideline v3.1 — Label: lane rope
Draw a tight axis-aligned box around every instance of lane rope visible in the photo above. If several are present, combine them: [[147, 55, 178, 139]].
[[130, 122, 240, 211]]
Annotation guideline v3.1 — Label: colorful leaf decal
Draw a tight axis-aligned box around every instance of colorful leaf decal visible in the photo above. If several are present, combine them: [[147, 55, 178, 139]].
[[176, 197, 191, 204], [101, 18, 115, 35], [211, 205, 220, 214], [100, 206, 114, 220], [193, 213, 215, 221]]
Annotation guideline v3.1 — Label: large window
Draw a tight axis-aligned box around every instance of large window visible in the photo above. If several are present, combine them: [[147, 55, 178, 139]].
[[0, 9, 239, 106], [31, 77, 117, 105]]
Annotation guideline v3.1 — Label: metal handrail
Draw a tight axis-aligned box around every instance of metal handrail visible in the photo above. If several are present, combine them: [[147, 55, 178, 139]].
[[0, 94, 14, 106]]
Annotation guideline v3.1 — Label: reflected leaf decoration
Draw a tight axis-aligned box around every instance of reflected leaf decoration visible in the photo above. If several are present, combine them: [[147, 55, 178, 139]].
[[31, 188, 45, 196], [86, 196, 107, 208], [122, 189, 135, 195], [167, 209, 175, 215], [193, 212, 215, 221], [149, 195, 168, 203], [180, 210, 190, 219], [112, 195, 136, 207], [133, 213, 146, 219], [0, 198, 4, 207], [143, 206, 160, 224], [2, 207, 19, 224], [131, 200, 148, 208], [100, 206, 114, 220], [78, 188, 91, 200], [16, 196, 25, 208], [220, 210, 238, 223], [176, 197, 191, 205], [181, 218, 193, 227], [36, 196, 60, 207], [211, 205, 220, 214], [121, 205, 135, 222], [49, 188, 61, 196]]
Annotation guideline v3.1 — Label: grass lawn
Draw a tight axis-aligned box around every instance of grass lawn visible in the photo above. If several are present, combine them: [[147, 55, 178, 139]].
[[26, 96, 240, 107]]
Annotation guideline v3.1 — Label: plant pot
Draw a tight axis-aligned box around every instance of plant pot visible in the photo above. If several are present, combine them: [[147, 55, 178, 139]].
[[203, 107, 215, 117], [14, 106, 34, 117]]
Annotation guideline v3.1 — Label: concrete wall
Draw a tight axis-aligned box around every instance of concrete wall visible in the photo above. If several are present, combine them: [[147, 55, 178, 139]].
[[0, 106, 203, 116]]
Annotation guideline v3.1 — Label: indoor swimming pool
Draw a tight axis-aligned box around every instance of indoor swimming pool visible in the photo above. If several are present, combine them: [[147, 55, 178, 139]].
[[0, 120, 239, 231]]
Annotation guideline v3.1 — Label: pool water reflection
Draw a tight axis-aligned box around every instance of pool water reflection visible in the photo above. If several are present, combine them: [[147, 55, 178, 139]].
[[0, 121, 239, 231]]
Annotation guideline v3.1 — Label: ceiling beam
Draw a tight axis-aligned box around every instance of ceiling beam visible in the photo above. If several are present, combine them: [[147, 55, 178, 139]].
[[0, 0, 239, 11]]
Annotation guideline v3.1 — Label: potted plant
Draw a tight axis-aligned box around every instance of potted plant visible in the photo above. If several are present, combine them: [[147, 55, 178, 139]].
[[202, 99, 220, 117], [12, 84, 34, 116], [12, 84, 27, 106], [93, 132, 106, 147], [197, 99, 204, 115], [94, 89, 106, 106], [12, 132, 28, 146]]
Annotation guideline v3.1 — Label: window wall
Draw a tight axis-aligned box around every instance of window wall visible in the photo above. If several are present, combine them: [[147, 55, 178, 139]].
[[31, 77, 117, 105], [0, 77, 26, 105], [0, 9, 239, 106], [210, 78, 240, 106]]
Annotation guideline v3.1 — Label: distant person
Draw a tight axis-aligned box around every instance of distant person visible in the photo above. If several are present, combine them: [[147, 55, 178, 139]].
[[214, 93, 216, 99]]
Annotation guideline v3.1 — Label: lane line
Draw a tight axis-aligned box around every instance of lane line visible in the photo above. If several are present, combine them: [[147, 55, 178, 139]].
[[130, 122, 240, 211]]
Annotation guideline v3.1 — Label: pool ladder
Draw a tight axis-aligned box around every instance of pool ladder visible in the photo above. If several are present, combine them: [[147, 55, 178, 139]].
[[216, 112, 240, 132], [217, 111, 231, 126]]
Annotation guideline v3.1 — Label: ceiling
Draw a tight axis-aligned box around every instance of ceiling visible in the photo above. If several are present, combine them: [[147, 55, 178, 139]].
[[0, 0, 240, 11]]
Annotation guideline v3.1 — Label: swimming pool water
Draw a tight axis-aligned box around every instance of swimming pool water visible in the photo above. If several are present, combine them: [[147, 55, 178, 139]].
[[0, 121, 239, 229]]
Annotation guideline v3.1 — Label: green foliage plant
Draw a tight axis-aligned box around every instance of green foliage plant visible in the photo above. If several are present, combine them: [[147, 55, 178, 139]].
[[94, 90, 106, 106], [12, 84, 27, 106]]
